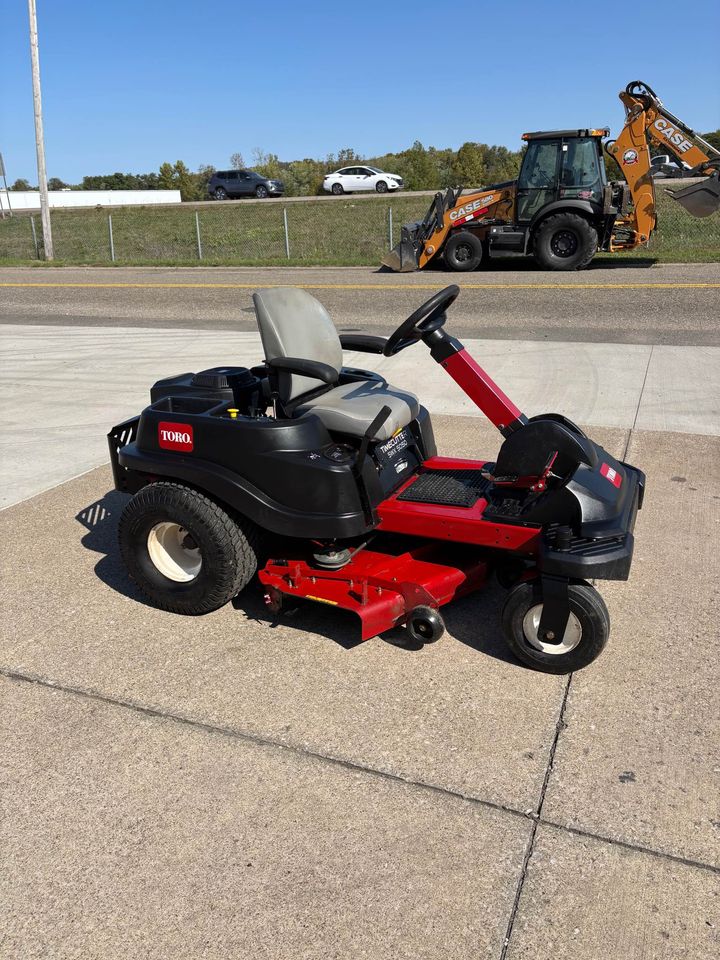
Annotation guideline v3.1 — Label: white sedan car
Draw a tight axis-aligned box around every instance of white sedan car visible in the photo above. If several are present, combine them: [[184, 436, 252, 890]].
[[323, 165, 404, 195]]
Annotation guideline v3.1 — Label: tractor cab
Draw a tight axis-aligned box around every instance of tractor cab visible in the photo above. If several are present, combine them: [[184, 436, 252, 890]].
[[516, 129, 609, 222]]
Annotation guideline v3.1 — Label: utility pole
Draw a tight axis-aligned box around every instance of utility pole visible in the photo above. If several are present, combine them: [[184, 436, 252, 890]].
[[0, 153, 11, 219], [27, 0, 53, 259]]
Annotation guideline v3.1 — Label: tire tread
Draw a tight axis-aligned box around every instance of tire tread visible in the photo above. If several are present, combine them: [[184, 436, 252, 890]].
[[119, 482, 259, 615]]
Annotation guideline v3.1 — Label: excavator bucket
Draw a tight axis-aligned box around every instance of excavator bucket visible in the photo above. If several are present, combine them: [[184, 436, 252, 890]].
[[667, 173, 720, 218], [381, 239, 419, 272]]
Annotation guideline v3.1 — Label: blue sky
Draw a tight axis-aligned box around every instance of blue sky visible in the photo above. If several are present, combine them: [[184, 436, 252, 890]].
[[2, 0, 718, 184]]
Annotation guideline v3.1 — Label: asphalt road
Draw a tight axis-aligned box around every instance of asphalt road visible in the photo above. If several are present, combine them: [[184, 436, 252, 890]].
[[1, 262, 719, 344]]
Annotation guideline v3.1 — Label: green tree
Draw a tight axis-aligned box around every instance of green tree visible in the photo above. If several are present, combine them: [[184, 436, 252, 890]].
[[451, 142, 486, 188], [11, 178, 32, 190], [282, 158, 326, 196], [158, 163, 176, 190], [48, 177, 69, 190], [702, 130, 720, 153], [172, 160, 198, 201], [251, 149, 283, 180]]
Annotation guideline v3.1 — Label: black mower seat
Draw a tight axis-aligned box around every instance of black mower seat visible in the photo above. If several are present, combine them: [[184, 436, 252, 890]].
[[253, 286, 419, 441]]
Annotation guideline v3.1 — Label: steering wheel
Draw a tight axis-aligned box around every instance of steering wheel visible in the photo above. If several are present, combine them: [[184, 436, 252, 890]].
[[383, 284, 460, 357]]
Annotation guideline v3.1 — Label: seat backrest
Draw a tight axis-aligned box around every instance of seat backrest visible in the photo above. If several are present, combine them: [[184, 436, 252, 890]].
[[253, 287, 343, 402]]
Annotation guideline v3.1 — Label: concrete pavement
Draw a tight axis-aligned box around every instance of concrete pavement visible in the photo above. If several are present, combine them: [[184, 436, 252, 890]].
[[2, 264, 719, 958], [1, 420, 718, 959]]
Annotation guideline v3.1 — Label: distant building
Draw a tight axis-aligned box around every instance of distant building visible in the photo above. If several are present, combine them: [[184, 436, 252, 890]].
[[0, 189, 182, 212]]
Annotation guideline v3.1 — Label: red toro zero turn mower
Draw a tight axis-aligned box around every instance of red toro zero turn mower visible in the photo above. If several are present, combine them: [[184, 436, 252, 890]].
[[109, 285, 644, 673]]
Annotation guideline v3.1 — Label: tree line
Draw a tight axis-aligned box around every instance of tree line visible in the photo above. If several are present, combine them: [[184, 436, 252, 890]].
[[7, 141, 524, 200], [10, 130, 720, 200]]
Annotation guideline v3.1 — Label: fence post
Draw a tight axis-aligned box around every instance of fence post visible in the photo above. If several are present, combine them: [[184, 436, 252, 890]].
[[388, 206, 393, 249], [30, 216, 40, 259], [195, 211, 203, 260], [283, 208, 290, 259], [108, 214, 115, 262]]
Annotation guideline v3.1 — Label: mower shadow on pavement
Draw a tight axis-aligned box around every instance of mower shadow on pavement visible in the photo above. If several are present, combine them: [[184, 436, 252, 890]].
[[75, 492, 518, 666]]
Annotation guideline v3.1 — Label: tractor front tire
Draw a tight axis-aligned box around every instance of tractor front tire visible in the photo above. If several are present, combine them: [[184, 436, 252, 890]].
[[119, 482, 258, 615], [532, 213, 598, 271], [443, 230, 484, 271]]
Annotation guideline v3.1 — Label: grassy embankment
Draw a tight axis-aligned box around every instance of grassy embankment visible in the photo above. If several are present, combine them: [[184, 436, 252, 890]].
[[0, 189, 717, 266]]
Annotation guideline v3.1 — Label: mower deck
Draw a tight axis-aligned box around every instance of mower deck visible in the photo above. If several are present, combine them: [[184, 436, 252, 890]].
[[260, 539, 489, 641]]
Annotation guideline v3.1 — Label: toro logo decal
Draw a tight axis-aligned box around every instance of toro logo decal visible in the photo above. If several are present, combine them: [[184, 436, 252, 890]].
[[158, 421, 194, 452], [622, 149, 638, 165], [600, 462, 622, 488]]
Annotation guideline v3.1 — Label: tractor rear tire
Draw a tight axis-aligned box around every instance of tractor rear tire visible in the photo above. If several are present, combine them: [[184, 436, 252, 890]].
[[532, 213, 598, 271], [119, 482, 259, 615], [443, 230, 484, 272]]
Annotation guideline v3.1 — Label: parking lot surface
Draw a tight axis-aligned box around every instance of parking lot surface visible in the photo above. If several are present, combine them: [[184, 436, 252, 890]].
[[1, 265, 719, 958]]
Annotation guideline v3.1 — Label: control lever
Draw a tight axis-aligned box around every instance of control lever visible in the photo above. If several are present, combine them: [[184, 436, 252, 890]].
[[355, 405, 393, 525], [357, 405, 393, 470]]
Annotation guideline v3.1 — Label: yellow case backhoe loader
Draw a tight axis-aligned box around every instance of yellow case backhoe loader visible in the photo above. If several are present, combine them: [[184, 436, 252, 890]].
[[382, 81, 720, 273]]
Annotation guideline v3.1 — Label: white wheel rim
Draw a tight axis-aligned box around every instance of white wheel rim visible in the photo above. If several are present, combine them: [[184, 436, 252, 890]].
[[147, 522, 202, 582], [522, 603, 582, 655]]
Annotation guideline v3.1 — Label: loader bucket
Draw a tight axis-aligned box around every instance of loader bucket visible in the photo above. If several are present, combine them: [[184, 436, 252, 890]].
[[381, 239, 419, 272], [667, 174, 720, 218]]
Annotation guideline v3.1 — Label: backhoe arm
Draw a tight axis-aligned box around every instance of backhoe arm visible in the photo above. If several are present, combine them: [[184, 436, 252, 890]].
[[608, 81, 720, 248]]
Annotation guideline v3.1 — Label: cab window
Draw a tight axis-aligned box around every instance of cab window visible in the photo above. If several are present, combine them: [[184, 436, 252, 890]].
[[519, 141, 560, 188], [560, 138, 604, 201]]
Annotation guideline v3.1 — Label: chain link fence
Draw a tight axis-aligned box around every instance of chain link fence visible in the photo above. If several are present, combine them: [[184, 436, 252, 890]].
[[1, 188, 718, 264]]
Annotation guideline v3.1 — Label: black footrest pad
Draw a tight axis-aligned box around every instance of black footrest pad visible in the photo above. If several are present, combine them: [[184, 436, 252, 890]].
[[397, 469, 491, 507]]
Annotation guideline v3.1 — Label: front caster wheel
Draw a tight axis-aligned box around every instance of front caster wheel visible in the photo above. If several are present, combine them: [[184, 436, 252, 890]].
[[119, 482, 258, 615], [406, 605, 445, 644], [501, 580, 609, 674]]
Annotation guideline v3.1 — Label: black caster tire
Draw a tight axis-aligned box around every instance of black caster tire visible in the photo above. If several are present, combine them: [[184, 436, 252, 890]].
[[118, 482, 258, 615], [406, 605, 445, 644], [501, 579, 609, 674], [443, 230, 484, 271]]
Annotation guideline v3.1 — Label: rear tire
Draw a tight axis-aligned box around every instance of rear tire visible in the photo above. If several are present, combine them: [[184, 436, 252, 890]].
[[532, 213, 597, 271], [118, 482, 258, 615], [501, 579, 609, 673], [331, 183, 344, 195], [214, 187, 227, 200], [443, 230, 484, 271]]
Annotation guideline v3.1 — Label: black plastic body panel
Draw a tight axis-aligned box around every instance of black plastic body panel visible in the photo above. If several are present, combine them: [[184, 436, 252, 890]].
[[112, 375, 437, 539], [488, 225, 527, 253], [538, 464, 644, 580]]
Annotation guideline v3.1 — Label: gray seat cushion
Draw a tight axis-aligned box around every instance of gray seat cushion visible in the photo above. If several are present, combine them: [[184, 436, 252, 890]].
[[294, 378, 420, 441]]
